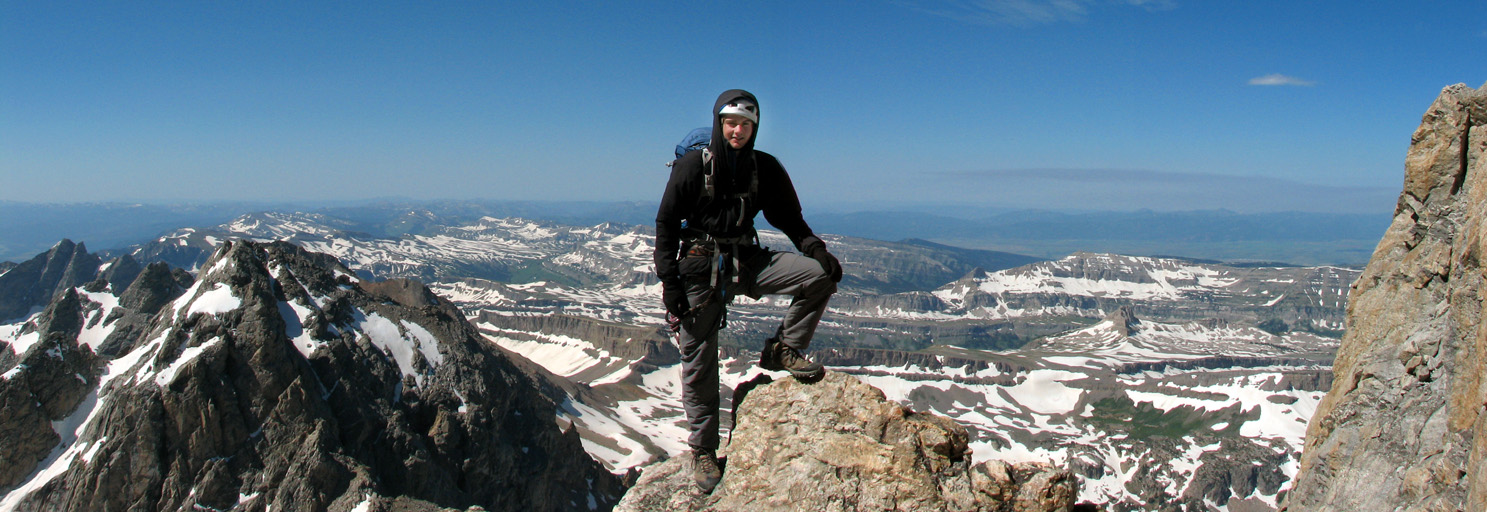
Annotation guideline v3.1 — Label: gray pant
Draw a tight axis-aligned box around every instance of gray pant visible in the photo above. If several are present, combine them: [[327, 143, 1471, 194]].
[[678, 248, 837, 451]]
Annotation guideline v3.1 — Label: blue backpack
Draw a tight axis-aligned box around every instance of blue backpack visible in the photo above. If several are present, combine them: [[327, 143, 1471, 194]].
[[674, 127, 710, 160], [669, 127, 757, 202]]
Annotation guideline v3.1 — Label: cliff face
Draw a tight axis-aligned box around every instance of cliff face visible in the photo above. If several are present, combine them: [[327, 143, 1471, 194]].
[[1286, 83, 1487, 510]]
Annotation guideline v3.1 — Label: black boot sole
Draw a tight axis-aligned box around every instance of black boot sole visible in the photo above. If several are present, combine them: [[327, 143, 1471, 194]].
[[786, 366, 826, 380]]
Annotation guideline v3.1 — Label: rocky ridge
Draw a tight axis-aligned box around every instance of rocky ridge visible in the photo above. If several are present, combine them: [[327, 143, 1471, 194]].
[[0, 290, 104, 492], [1, 240, 623, 511], [1285, 83, 1487, 509]]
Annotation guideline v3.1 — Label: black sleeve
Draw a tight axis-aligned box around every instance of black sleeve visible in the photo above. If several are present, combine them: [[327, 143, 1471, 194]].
[[756, 154, 820, 252], [654, 155, 699, 285]]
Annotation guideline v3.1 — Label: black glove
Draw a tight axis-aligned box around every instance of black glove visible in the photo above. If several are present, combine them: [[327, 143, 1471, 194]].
[[662, 278, 690, 319], [805, 242, 843, 283]]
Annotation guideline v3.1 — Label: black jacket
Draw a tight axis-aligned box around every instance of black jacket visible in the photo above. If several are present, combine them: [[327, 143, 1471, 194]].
[[654, 89, 823, 287]]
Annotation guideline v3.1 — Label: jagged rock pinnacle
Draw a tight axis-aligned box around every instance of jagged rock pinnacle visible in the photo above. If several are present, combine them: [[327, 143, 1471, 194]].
[[1105, 305, 1140, 337]]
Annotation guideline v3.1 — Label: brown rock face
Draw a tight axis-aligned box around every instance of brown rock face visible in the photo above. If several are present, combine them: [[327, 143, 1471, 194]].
[[615, 372, 1078, 512], [1285, 83, 1487, 510]]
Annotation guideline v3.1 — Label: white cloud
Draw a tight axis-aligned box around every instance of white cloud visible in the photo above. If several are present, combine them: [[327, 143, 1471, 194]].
[[1248, 74, 1316, 87], [1125, 0, 1178, 11], [895, 0, 1174, 25]]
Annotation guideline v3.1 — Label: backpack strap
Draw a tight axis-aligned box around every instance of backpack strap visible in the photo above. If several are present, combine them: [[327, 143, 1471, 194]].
[[731, 153, 758, 228], [747, 153, 758, 198], [699, 149, 759, 199], [702, 148, 716, 201], [702, 149, 759, 230]]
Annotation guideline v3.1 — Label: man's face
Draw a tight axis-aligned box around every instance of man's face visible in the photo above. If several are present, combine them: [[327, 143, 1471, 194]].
[[721, 116, 754, 149]]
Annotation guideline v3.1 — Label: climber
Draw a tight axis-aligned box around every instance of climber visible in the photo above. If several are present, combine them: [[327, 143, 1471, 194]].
[[654, 89, 843, 493]]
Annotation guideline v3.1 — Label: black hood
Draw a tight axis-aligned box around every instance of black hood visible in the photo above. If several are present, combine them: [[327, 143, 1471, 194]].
[[711, 89, 759, 154]]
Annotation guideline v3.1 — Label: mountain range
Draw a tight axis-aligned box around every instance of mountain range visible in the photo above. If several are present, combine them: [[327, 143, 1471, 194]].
[[0, 239, 626, 510], [0, 205, 1362, 510]]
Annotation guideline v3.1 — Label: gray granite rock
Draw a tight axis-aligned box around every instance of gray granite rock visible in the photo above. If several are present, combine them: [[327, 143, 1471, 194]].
[[3, 240, 624, 511], [1285, 82, 1487, 510], [0, 328, 102, 491], [0, 239, 101, 322]]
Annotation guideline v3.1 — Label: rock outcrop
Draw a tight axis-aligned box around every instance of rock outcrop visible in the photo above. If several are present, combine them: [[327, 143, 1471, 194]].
[[1105, 306, 1139, 336], [1285, 83, 1487, 510], [0, 327, 102, 491], [94, 261, 195, 357], [98, 254, 144, 295], [615, 371, 1078, 511]]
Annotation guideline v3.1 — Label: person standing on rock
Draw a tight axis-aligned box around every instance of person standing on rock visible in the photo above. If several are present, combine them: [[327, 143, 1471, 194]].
[[654, 89, 843, 493]]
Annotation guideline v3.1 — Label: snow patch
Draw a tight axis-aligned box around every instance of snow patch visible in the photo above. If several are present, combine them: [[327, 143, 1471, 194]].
[[480, 325, 625, 382], [75, 288, 121, 351], [188, 283, 241, 316], [349, 495, 373, 512], [81, 436, 108, 463], [6, 331, 41, 358], [279, 300, 327, 358], [1125, 374, 1323, 452], [1003, 370, 1085, 415], [155, 337, 223, 388], [355, 312, 442, 386], [558, 395, 659, 470]]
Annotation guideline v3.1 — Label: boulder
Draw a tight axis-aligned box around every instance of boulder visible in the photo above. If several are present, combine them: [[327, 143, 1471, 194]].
[[616, 371, 1077, 511]]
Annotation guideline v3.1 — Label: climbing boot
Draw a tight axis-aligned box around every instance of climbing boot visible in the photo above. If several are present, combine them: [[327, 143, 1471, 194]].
[[759, 336, 783, 371], [692, 448, 722, 493], [776, 345, 825, 380]]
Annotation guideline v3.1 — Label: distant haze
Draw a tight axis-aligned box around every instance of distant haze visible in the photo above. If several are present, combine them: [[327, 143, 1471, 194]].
[[815, 168, 1398, 215], [0, 200, 1390, 267]]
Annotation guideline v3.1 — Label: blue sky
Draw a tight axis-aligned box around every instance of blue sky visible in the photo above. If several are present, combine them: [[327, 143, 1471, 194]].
[[3, 1, 1484, 214]]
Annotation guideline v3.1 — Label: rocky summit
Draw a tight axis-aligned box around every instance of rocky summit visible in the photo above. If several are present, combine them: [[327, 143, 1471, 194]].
[[1285, 82, 1487, 509], [615, 371, 1078, 512], [0, 239, 103, 323], [0, 240, 622, 511]]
